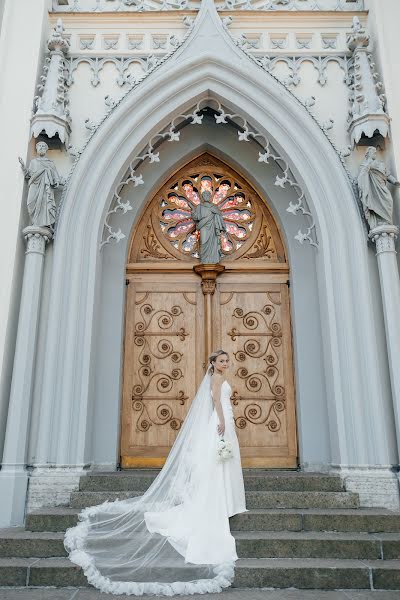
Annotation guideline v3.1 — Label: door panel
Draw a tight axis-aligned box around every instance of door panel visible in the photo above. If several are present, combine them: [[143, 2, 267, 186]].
[[120, 274, 204, 468], [215, 277, 297, 468], [121, 273, 297, 468]]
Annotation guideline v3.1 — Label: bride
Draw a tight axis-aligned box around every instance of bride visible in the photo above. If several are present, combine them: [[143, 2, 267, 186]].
[[64, 349, 247, 596]]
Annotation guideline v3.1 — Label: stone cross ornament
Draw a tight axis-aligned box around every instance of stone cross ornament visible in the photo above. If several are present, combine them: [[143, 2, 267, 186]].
[[19, 142, 62, 228], [187, 190, 227, 264]]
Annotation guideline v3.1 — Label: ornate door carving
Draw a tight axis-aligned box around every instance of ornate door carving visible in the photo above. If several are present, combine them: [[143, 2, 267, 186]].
[[120, 153, 297, 468], [121, 275, 204, 468], [214, 277, 297, 467]]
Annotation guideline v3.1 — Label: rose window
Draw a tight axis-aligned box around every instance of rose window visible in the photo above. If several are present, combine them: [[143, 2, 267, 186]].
[[159, 171, 256, 259]]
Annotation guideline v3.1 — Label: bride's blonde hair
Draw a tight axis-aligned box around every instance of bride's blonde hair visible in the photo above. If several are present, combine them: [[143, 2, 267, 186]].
[[208, 349, 229, 374]]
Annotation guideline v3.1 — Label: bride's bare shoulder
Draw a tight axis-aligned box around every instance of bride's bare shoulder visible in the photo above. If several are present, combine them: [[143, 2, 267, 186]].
[[211, 373, 224, 386]]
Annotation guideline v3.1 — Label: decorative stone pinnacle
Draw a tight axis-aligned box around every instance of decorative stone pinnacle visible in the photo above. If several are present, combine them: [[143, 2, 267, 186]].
[[347, 16, 369, 51], [347, 17, 390, 145], [31, 18, 71, 146], [48, 18, 70, 54]]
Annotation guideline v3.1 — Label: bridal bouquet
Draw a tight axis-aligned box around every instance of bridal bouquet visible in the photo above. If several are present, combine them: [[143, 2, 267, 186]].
[[216, 438, 233, 462]]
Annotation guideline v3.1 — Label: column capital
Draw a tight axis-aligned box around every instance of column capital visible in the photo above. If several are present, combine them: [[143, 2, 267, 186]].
[[193, 263, 225, 295], [23, 226, 53, 255], [369, 224, 399, 254]]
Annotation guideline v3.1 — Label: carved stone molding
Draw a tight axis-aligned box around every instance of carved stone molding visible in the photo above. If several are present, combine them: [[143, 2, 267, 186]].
[[255, 55, 351, 88], [65, 55, 168, 88], [218, 0, 364, 9], [23, 226, 53, 255], [31, 19, 71, 146], [369, 225, 398, 255], [99, 100, 318, 250], [52, 0, 364, 11]]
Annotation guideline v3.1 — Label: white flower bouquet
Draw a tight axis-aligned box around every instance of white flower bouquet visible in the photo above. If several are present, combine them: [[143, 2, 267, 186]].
[[216, 438, 233, 462]]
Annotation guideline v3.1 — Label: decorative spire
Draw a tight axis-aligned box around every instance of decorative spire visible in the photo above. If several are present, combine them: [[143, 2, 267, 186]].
[[30, 18, 71, 146], [347, 17, 390, 145]]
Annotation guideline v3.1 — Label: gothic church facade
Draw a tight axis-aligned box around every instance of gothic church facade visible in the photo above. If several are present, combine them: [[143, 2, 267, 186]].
[[1, 0, 400, 528]]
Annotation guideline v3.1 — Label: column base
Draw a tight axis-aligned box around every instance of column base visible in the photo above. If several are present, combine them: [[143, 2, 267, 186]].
[[333, 465, 400, 510], [0, 467, 28, 527], [26, 465, 89, 512]]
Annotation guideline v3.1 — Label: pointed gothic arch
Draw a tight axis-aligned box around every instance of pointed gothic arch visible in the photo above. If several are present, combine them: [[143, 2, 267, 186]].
[[121, 152, 297, 468]]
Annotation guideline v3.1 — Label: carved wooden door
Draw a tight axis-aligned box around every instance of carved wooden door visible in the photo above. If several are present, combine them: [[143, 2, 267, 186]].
[[214, 275, 297, 467], [120, 153, 297, 468], [121, 274, 204, 468]]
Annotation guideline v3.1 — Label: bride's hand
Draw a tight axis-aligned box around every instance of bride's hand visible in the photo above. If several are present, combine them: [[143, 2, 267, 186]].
[[217, 421, 225, 436]]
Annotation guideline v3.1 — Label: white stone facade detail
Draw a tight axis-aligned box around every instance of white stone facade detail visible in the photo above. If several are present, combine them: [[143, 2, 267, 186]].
[[339, 467, 400, 511], [31, 19, 72, 145], [99, 100, 317, 248], [347, 18, 390, 145], [370, 224, 398, 254], [27, 467, 86, 511], [51, 0, 365, 12]]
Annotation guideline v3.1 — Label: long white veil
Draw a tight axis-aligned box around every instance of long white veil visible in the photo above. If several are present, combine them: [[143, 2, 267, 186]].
[[64, 370, 236, 595]]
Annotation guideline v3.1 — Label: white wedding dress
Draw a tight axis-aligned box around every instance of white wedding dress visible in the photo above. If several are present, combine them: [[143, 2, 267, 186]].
[[64, 375, 247, 596]]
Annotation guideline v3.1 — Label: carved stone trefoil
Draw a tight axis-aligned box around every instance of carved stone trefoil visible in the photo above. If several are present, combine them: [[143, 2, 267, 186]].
[[31, 19, 71, 146], [347, 17, 390, 146]]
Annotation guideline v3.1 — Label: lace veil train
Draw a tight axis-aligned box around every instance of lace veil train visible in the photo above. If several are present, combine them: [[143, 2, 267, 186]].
[[64, 370, 237, 595]]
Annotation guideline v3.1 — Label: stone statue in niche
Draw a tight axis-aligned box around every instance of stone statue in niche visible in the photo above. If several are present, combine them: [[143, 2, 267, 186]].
[[187, 190, 226, 264], [358, 147, 400, 231], [19, 141, 62, 228]]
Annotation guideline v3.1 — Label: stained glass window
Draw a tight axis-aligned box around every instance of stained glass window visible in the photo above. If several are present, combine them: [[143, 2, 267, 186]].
[[159, 172, 256, 259]]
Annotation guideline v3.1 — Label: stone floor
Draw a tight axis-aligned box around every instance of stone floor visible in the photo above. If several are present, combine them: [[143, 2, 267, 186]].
[[0, 589, 399, 599]]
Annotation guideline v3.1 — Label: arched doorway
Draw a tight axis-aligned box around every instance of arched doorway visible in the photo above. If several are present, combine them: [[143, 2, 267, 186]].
[[120, 153, 297, 468]]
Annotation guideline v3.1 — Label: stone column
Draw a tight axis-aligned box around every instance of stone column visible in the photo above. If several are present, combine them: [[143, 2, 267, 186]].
[[0, 226, 52, 527], [369, 224, 400, 454], [193, 264, 225, 366], [0, 0, 48, 472]]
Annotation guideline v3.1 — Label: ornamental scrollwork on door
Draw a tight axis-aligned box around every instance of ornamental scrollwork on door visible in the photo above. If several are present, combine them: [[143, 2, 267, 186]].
[[243, 224, 275, 259], [131, 299, 190, 432], [226, 293, 287, 433], [231, 391, 285, 433], [133, 391, 188, 433], [140, 223, 172, 260]]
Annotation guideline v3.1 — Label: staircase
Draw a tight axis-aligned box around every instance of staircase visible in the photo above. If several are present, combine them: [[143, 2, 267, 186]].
[[1, 470, 400, 591]]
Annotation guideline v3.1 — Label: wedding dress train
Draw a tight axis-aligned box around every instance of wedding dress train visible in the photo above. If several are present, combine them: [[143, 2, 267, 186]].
[[64, 375, 247, 596]]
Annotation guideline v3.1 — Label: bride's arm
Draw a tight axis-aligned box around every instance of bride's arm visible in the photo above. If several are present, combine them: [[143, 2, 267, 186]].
[[211, 375, 225, 436]]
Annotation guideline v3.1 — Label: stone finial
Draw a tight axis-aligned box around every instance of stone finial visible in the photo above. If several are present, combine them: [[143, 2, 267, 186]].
[[347, 18, 390, 145], [30, 18, 71, 146], [347, 16, 369, 50]]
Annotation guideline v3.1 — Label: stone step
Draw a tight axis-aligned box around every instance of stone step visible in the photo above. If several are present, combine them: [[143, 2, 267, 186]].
[[233, 558, 400, 590], [0, 557, 399, 589], [231, 508, 400, 533], [233, 531, 400, 560], [26, 507, 400, 533], [79, 471, 345, 493], [0, 530, 66, 558], [26, 508, 78, 533], [2, 528, 400, 561], [69, 490, 359, 510]]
